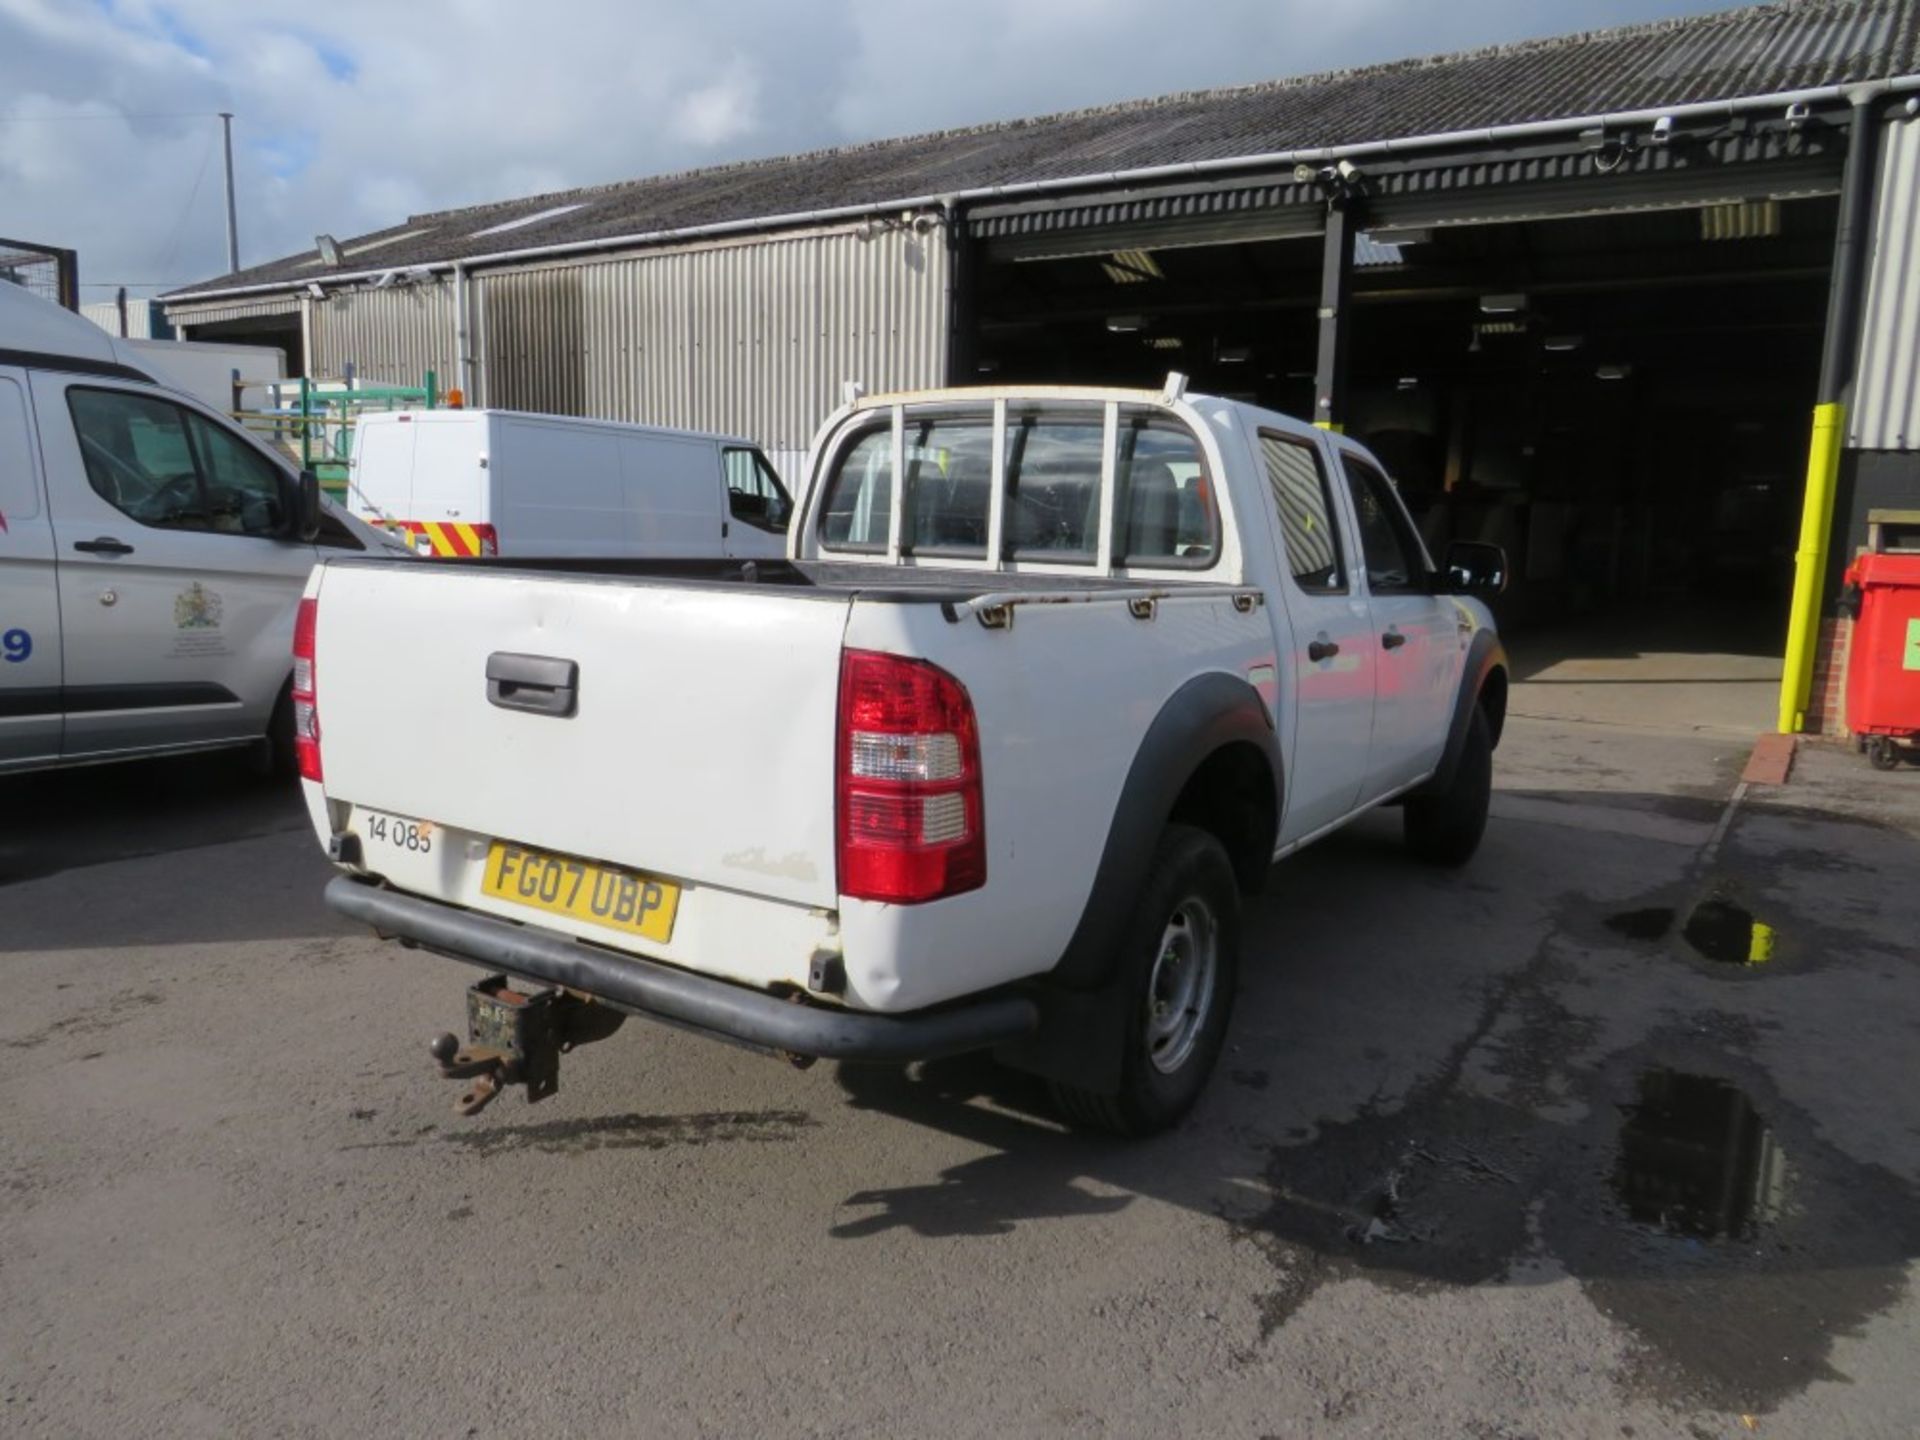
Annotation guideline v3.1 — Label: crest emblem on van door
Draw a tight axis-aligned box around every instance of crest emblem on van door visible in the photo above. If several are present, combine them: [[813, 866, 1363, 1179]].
[[173, 582, 223, 629]]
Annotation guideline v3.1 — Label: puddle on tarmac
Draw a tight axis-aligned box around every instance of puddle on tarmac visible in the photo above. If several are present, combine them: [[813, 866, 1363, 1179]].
[[1601, 898, 1777, 966], [1682, 898, 1775, 966], [1612, 1069, 1785, 1240]]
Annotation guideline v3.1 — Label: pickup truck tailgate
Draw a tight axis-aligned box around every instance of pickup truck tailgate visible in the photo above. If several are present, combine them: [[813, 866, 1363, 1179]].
[[311, 562, 847, 909]]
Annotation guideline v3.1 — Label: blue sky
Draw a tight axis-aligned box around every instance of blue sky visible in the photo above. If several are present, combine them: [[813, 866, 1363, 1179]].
[[2, 0, 1750, 295]]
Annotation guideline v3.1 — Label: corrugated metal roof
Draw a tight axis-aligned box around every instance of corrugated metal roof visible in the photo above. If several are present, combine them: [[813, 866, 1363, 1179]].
[[166, 0, 1920, 299]]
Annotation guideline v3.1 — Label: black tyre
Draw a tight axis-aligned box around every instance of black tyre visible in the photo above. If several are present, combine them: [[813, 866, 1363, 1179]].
[[1867, 736, 1901, 772], [262, 681, 299, 781], [1048, 824, 1239, 1137], [1404, 706, 1492, 866]]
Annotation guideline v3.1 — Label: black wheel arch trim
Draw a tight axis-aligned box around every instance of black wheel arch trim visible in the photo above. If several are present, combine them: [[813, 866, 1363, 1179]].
[[1417, 628, 1508, 798], [1041, 670, 1280, 994]]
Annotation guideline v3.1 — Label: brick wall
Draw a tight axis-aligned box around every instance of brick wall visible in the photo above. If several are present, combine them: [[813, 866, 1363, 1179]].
[[1805, 616, 1852, 736]]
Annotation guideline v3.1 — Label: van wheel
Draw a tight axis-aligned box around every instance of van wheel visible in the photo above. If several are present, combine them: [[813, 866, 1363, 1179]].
[[1048, 824, 1239, 1137], [1404, 707, 1492, 866]]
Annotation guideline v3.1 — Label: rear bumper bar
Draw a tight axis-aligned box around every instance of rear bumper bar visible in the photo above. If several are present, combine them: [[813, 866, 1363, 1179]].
[[324, 876, 1039, 1063]]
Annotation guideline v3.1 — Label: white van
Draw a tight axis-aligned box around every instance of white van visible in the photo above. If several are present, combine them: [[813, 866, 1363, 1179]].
[[348, 409, 794, 559], [0, 282, 400, 775]]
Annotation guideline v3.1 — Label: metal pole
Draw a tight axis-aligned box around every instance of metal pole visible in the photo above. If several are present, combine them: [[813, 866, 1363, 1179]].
[[219, 112, 239, 274], [1313, 200, 1358, 432], [1778, 98, 1882, 734]]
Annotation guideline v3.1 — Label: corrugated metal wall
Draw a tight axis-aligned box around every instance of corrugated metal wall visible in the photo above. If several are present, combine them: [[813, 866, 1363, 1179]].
[[1851, 116, 1920, 452], [476, 225, 947, 453], [164, 294, 301, 328], [311, 282, 458, 389]]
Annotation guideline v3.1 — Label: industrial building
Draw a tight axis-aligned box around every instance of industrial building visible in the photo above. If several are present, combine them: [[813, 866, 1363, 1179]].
[[161, 1, 1920, 737]]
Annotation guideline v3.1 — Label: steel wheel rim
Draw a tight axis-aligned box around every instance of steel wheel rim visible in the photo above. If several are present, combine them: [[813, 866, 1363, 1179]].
[[1143, 896, 1218, 1076]]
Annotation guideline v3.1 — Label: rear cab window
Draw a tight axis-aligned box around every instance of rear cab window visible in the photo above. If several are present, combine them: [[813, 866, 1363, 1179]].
[[814, 401, 1219, 572]]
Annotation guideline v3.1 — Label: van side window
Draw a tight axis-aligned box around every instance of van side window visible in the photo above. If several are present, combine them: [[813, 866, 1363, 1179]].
[[67, 388, 287, 537], [722, 448, 793, 534], [1259, 431, 1345, 593]]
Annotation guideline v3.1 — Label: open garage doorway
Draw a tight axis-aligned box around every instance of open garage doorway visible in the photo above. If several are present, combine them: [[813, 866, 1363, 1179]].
[[968, 194, 1839, 735], [172, 310, 306, 380]]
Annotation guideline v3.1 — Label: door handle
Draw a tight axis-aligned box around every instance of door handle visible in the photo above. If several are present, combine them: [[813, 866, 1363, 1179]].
[[1382, 630, 1408, 650], [74, 537, 134, 556], [486, 652, 579, 717], [1307, 639, 1340, 663]]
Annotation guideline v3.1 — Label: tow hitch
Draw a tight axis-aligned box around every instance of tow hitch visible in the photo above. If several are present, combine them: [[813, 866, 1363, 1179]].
[[429, 975, 625, 1117]]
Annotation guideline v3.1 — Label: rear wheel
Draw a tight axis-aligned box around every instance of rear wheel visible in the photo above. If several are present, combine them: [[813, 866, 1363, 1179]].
[[1404, 706, 1492, 866], [1048, 824, 1239, 1136], [1867, 736, 1902, 772]]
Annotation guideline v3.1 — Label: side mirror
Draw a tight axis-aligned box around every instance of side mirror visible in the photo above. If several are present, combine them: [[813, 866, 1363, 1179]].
[[1442, 540, 1507, 598], [279, 467, 323, 542]]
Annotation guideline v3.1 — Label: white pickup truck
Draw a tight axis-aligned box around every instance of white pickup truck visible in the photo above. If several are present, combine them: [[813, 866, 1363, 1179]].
[[301, 379, 1508, 1134]]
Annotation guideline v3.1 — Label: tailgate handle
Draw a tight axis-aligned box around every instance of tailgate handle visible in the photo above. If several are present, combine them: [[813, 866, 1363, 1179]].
[[486, 652, 578, 717]]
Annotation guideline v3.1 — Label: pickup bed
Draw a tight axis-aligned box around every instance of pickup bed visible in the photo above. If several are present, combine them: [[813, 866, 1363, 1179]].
[[302, 381, 1508, 1133]]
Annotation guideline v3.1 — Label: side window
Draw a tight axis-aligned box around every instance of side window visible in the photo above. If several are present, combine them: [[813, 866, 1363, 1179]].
[[722, 447, 793, 534], [1259, 431, 1344, 592], [188, 412, 287, 537], [902, 416, 994, 558], [1117, 413, 1217, 568], [67, 387, 288, 537], [818, 427, 893, 551], [1005, 411, 1103, 562], [1341, 456, 1428, 594], [69, 388, 207, 530]]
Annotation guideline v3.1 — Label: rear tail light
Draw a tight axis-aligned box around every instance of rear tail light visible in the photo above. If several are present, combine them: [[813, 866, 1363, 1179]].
[[837, 649, 985, 903], [290, 596, 322, 782], [471, 523, 499, 557]]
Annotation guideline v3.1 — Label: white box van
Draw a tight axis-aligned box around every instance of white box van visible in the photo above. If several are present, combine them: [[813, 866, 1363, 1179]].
[[0, 282, 400, 776], [348, 409, 793, 559]]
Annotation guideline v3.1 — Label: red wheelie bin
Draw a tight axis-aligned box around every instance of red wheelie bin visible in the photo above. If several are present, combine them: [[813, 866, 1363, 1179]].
[[1842, 546, 1920, 771]]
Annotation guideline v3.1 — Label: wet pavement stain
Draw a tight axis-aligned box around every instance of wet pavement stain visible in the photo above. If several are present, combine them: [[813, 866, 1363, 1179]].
[[441, 1108, 817, 1157], [1605, 907, 1676, 941], [1229, 924, 1920, 1417]]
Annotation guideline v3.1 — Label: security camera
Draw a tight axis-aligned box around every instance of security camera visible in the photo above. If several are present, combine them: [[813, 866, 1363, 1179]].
[[1650, 115, 1674, 145], [909, 212, 940, 236], [1334, 158, 1362, 182], [1786, 101, 1811, 131], [1293, 162, 1316, 184]]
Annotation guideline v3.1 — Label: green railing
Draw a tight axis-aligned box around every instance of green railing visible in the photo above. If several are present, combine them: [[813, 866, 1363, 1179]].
[[229, 369, 441, 503]]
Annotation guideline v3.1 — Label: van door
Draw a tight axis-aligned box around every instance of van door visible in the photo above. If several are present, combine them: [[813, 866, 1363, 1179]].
[[407, 414, 490, 553], [0, 369, 62, 767], [1253, 428, 1377, 844], [721, 446, 794, 558], [1335, 447, 1455, 799], [31, 373, 318, 759]]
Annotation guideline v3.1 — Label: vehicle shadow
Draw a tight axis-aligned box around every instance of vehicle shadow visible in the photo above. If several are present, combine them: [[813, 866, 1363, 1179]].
[[824, 799, 1920, 1412], [0, 752, 347, 953], [0, 751, 308, 889]]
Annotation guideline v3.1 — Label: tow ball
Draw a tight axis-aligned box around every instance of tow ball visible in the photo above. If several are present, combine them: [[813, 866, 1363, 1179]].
[[429, 975, 625, 1117]]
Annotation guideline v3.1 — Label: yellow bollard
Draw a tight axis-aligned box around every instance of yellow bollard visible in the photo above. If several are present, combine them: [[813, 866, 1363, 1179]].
[[1777, 401, 1847, 734]]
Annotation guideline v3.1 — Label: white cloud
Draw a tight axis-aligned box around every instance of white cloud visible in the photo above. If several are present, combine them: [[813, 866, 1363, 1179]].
[[673, 58, 762, 148], [0, 0, 1742, 297]]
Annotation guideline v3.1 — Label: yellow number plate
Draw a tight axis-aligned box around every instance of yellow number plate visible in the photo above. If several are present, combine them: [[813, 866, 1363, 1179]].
[[481, 842, 680, 944]]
